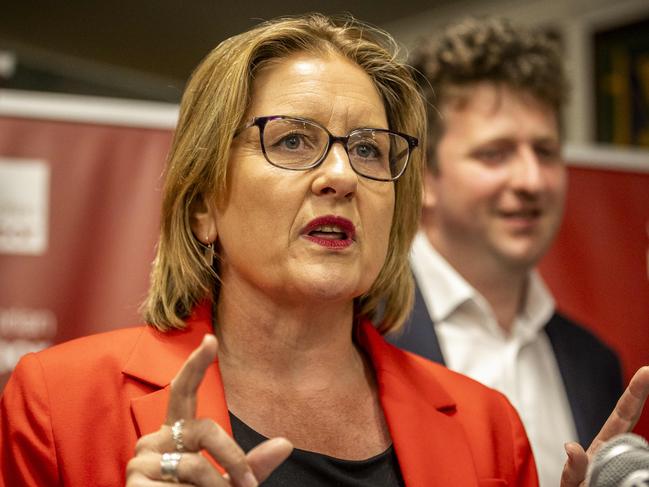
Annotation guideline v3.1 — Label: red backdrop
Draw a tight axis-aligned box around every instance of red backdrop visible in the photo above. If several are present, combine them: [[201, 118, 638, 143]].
[[0, 113, 171, 389], [0, 93, 647, 440], [539, 163, 649, 439]]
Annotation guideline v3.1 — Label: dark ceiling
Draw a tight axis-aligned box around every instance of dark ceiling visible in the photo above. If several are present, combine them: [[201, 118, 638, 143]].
[[0, 1, 439, 83]]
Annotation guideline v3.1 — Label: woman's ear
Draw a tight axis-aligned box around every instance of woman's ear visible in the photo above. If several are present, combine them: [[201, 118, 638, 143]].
[[189, 194, 218, 245], [422, 168, 437, 211]]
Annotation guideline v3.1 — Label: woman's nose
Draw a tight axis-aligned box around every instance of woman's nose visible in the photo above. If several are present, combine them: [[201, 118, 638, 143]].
[[311, 143, 358, 199]]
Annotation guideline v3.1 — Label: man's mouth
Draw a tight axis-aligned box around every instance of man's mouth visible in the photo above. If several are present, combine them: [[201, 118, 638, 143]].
[[499, 208, 542, 219]]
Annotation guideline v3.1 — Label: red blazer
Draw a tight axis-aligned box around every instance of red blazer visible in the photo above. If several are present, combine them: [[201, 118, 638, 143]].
[[0, 303, 537, 486]]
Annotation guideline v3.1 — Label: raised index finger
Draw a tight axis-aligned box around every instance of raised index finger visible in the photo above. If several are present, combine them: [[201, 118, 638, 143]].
[[587, 366, 649, 456], [165, 334, 218, 424]]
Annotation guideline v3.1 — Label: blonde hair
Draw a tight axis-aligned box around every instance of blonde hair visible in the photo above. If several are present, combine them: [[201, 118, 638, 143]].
[[142, 13, 426, 334]]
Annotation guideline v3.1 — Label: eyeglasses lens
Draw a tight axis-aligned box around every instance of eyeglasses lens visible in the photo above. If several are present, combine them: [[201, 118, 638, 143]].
[[262, 118, 327, 169], [261, 118, 409, 180]]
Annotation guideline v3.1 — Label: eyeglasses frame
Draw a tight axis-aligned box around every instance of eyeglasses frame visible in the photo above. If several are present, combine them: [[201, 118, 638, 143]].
[[238, 115, 418, 182]]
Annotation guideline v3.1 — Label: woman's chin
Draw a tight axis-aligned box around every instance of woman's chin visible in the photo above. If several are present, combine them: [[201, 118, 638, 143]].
[[288, 272, 370, 305]]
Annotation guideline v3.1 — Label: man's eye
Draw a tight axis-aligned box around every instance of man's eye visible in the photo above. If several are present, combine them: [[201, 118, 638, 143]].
[[535, 146, 560, 161], [474, 149, 507, 164]]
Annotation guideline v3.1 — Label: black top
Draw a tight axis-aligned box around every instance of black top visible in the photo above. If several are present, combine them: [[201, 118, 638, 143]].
[[230, 412, 405, 487]]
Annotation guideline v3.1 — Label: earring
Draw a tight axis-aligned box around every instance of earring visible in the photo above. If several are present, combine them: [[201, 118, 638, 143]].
[[204, 237, 214, 267]]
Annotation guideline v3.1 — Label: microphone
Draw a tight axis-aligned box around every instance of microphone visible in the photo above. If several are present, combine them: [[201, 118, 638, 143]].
[[586, 433, 649, 487]]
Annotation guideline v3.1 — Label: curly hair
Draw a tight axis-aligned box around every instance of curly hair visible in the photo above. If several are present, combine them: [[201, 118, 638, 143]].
[[410, 17, 569, 171], [141, 13, 426, 334]]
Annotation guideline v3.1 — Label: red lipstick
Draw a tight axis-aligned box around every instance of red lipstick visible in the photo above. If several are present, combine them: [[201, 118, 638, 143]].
[[301, 215, 356, 250]]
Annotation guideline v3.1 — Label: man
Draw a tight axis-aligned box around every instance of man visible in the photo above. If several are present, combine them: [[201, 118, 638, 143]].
[[389, 17, 623, 487]]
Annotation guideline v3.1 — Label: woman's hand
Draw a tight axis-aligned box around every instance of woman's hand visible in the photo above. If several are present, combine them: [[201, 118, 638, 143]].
[[126, 335, 293, 486], [560, 366, 649, 487]]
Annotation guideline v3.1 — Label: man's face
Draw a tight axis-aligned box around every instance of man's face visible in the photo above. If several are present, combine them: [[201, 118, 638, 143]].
[[423, 82, 567, 273]]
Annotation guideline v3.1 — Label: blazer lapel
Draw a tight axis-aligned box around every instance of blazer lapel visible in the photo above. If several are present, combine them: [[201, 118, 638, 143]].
[[123, 301, 231, 473], [358, 320, 479, 487], [121, 304, 480, 483], [545, 313, 603, 446]]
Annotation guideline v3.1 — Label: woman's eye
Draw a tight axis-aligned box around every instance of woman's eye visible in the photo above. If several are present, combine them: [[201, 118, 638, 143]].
[[280, 134, 303, 149], [352, 143, 380, 159]]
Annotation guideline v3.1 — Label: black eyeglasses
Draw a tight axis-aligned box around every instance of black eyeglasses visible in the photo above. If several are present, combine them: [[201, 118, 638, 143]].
[[238, 115, 418, 182]]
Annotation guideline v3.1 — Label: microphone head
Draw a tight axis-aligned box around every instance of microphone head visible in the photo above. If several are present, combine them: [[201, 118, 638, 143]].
[[587, 433, 649, 487]]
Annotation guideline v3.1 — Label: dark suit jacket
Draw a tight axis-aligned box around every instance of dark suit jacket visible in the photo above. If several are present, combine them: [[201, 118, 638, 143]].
[[388, 280, 623, 447], [0, 301, 538, 487]]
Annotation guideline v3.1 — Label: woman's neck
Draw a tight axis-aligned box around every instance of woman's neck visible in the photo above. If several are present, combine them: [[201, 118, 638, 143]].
[[213, 278, 362, 382], [212, 277, 390, 460]]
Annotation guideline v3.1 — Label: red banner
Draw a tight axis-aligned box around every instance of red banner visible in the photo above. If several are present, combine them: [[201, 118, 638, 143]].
[[540, 155, 649, 439], [1, 91, 647, 439], [0, 91, 175, 389]]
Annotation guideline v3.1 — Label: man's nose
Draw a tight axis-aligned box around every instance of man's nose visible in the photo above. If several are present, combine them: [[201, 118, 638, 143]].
[[509, 146, 543, 193]]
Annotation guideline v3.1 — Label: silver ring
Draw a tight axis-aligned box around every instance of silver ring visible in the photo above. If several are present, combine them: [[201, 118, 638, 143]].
[[160, 451, 182, 483], [171, 419, 185, 452]]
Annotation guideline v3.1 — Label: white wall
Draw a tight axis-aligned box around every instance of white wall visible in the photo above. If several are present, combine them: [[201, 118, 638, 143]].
[[383, 0, 649, 145]]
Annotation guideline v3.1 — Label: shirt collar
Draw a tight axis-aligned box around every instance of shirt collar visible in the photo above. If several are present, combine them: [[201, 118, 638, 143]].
[[409, 231, 555, 339], [410, 231, 475, 323], [518, 269, 555, 339]]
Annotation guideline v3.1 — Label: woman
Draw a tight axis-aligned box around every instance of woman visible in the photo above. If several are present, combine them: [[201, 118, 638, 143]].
[[3, 13, 638, 487]]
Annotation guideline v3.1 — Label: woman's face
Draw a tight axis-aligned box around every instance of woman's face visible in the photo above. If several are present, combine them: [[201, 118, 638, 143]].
[[198, 52, 395, 307]]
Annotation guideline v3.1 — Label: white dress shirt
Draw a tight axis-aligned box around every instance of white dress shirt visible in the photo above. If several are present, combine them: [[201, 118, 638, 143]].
[[410, 231, 578, 487]]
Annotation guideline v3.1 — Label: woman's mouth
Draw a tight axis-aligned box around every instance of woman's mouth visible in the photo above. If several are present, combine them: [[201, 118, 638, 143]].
[[301, 216, 356, 249]]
